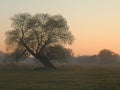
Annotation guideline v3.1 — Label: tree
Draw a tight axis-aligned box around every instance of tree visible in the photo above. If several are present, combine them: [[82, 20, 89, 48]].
[[98, 49, 119, 64], [4, 47, 28, 63], [5, 13, 74, 69], [0, 51, 4, 62], [45, 45, 73, 61]]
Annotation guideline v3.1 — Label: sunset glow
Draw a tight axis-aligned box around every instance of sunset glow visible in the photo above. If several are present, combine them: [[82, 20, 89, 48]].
[[1, 0, 120, 56]]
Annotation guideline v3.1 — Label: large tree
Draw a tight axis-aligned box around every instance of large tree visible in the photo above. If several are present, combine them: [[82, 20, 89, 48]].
[[5, 13, 74, 69]]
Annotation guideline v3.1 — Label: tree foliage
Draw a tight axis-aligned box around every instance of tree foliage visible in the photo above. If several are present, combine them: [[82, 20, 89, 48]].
[[98, 49, 119, 64], [5, 13, 74, 69], [45, 45, 73, 61]]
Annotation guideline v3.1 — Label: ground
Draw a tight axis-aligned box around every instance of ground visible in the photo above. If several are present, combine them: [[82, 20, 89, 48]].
[[0, 64, 120, 90]]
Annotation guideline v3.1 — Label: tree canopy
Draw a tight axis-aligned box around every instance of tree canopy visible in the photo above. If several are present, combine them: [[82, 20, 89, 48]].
[[5, 13, 74, 69], [45, 45, 73, 61], [98, 49, 119, 64]]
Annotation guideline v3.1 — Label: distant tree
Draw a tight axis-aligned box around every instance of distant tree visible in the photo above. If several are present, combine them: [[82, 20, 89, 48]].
[[45, 45, 73, 61], [98, 49, 119, 64], [5, 13, 74, 69], [4, 47, 28, 63], [0, 51, 4, 62]]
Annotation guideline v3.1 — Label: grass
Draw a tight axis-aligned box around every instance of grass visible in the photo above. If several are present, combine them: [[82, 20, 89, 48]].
[[0, 64, 120, 90]]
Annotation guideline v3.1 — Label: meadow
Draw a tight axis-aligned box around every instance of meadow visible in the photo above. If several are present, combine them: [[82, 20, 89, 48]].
[[0, 64, 120, 90]]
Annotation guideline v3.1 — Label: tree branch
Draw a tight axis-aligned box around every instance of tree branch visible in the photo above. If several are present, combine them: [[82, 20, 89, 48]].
[[20, 25, 36, 57], [20, 39, 36, 56], [38, 27, 54, 54], [30, 28, 40, 53]]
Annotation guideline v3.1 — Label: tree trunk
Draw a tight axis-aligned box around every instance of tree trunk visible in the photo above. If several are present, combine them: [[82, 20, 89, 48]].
[[20, 40, 56, 69], [35, 54, 56, 69], [40, 56, 56, 69]]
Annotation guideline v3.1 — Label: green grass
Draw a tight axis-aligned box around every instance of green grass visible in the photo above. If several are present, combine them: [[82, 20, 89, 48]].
[[0, 65, 120, 90]]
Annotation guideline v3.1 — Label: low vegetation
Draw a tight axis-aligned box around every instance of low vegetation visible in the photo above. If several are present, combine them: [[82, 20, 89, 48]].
[[0, 65, 120, 90]]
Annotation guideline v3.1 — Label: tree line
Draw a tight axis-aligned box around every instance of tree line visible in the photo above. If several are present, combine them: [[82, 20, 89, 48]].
[[76, 49, 120, 65]]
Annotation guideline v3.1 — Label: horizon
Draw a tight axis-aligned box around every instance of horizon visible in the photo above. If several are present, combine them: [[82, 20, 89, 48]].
[[1, 0, 120, 56]]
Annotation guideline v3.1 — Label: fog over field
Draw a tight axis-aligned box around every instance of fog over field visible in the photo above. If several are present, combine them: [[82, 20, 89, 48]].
[[0, 49, 120, 68]]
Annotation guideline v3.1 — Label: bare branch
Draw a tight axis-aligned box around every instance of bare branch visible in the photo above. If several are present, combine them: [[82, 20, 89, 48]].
[[20, 39, 36, 56], [38, 27, 54, 54]]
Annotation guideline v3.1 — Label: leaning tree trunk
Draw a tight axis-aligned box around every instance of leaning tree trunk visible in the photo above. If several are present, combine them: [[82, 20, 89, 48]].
[[20, 40, 56, 69], [35, 54, 56, 69], [39, 56, 56, 69]]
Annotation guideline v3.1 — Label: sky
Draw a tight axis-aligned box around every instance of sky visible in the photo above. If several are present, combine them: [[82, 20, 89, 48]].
[[1, 0, 120, 56]]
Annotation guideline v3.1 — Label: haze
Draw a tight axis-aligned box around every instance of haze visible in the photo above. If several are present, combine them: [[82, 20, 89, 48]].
[[0, 0, 120, 56]]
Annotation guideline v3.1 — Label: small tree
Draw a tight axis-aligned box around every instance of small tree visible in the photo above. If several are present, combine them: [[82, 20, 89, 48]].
[[4, 47, 28, 63], [5, 13, 74, 69], [45, 45, 73, 61], [98, 49, 119, 64], [0, 51, 4, 62]]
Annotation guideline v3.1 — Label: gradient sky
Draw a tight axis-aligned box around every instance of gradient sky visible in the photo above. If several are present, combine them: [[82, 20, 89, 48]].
[[1, 0, 120, 56]]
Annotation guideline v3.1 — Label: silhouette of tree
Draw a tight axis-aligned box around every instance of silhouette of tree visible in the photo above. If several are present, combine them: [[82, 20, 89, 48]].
[[0, 51, 4, 62], [45, 45, 73, 61], [5, 13, 74, 69], [98, 49, 119, 64]]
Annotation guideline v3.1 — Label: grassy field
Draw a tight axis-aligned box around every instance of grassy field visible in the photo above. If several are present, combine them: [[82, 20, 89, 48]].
[[0, 65, 120, 90]]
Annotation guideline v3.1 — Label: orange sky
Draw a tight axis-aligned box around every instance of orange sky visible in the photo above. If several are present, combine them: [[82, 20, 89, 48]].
[[1, 0, 120, 56]]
